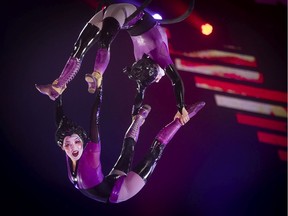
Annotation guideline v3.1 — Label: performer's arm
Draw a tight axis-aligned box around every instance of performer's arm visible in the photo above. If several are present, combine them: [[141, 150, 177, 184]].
[[131, 83, 146, 117], [164, 64, 190, 125], [164, 64, 185, 114], [55, 95, 65, 127], [89, 88, 103, 143]]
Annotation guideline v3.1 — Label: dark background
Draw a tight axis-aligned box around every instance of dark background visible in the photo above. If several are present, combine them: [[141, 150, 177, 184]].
[[1, 0, 287, 215]]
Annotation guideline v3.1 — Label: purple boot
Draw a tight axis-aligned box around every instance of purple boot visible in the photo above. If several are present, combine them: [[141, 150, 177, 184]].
[[85, 48, 110, 93], [35, 57, 82, 100], [125, 104, 151, 141], [155, 101, 205, 145]]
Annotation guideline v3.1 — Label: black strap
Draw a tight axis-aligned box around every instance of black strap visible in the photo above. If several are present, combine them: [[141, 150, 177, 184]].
[[124, 0, 153, 24]]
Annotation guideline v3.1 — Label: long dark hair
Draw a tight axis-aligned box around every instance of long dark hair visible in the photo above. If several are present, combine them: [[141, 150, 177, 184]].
[[55, 119, 88, 148]]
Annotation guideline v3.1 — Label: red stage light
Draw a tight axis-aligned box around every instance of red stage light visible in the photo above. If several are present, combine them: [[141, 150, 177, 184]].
[[201, 23, 213, 35]]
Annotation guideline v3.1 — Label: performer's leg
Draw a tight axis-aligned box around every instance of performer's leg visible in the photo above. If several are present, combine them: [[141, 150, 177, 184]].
[[85, 16, 121, 93], [85, 3, 137, 93], [35, 12, 103, 100], [109, 101, 205, 203], [109, 104, 151, 176], [133, 101, 205, 182]]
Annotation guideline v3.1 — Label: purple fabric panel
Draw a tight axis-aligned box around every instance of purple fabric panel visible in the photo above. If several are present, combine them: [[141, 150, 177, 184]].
[[155, 120, 181, 145], [123, 11, 144, 29], [109, 175, 126, 203], [130, 25, 173, 68], [93, 48, 110, 73], [77, 141, 104, 189]]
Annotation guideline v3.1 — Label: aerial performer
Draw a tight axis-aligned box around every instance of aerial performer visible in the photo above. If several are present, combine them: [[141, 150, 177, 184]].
[[35, 0, 196, 125], [55, 74, 205, 203], [36, 0, 205, 203]]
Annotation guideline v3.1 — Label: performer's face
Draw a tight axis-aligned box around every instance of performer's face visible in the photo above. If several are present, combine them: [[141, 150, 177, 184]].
[[62, 134, 84, 161]]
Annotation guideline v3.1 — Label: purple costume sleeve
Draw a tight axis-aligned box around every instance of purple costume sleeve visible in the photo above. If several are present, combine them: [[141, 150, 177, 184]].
[[67, 141, 104, 189]]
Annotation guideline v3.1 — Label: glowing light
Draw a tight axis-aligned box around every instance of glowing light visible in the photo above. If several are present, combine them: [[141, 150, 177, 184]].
[[214, 94, 287, 118], [195, 76, 286, 102], [153, 13, 162, 20], [201, 23, 213, 35], [175, 58, 263, 82]]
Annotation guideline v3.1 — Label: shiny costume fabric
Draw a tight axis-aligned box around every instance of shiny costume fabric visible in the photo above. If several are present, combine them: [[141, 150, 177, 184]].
[[51, 3, 201, 203], [56, 87, 205, 203], [56, 88, 121, 203], [36, 3, 185, 115]]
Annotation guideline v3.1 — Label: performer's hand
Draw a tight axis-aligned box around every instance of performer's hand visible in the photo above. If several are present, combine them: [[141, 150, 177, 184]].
[[174, 107, 190, 125]]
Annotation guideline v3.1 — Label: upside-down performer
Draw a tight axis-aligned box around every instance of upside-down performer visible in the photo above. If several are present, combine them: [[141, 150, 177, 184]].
[[55, 82, 205, 203], [36, 0, 196, 125]]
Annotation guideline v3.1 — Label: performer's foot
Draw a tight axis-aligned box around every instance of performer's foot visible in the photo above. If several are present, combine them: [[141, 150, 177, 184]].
[[187, 101, 206, 118], [85, 71, 102, 94], [35, 84, 64, 101]]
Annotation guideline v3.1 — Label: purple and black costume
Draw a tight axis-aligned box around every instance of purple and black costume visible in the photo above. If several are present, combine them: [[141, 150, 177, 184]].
[[36, 1, 205, 203], [36, 2, 186, 116], [55, 87, 205, 203]]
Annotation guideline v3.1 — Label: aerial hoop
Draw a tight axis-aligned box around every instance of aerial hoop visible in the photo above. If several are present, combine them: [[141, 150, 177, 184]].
[[97, 0, 194, 25], [159, 0, 195, 25]]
